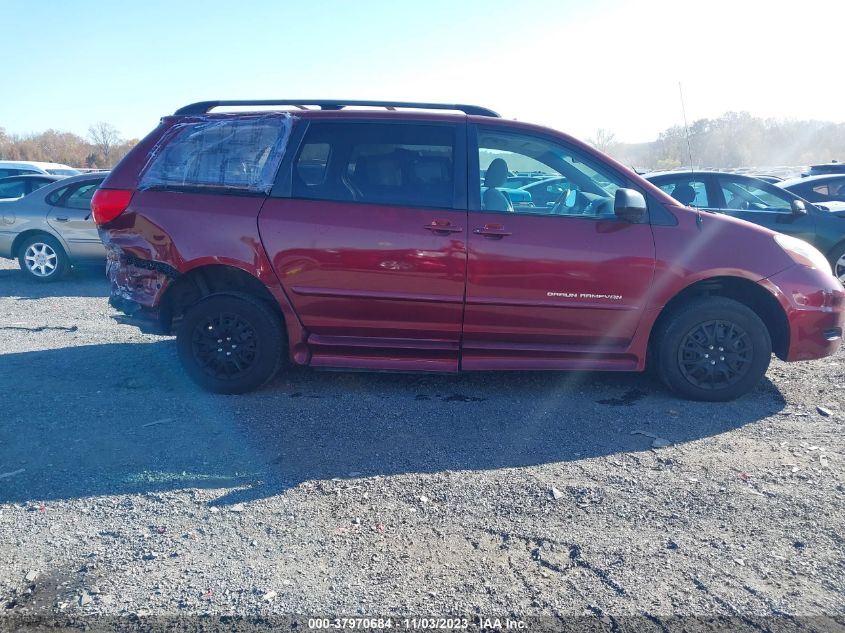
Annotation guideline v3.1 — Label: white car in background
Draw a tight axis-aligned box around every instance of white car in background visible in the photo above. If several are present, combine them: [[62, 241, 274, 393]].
[[0, 160, 81, 178]]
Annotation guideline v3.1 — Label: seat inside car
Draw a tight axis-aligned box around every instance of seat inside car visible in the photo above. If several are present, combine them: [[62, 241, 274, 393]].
[[483, 158, 513, 212], [672, 183, 697, 206]]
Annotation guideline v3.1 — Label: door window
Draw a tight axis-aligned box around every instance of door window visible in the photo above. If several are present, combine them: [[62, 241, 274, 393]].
[[0, 169, 27, 178], [62, 182, 100, 210], [29, 179, 53, 194], [292, 122, 456, 209], [0, 179, 26, 198], [46, 180, 103, 208], [718, 178, 792, 212], [655, 179, 710, 208], [475, 129, 627, 219], [825, 178, 845, 196], [46, 185, 72, 205]]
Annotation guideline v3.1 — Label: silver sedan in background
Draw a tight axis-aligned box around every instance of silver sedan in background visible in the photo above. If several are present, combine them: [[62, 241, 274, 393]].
[[0, 173, 107, 281]]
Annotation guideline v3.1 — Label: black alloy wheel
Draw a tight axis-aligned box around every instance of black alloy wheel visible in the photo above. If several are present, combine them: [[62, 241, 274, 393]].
[[177, 293, 285, 393], [654, 297, 772, 401], [677, 319, 753, 390]]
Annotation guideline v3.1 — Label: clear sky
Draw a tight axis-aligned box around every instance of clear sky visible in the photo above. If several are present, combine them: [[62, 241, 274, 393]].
[[2, 0, 843, 144]]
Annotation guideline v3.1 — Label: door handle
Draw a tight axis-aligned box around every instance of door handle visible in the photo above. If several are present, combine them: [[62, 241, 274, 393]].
[[473, 226, 512, 238], [423, 222, 463, 234], [55, 217, 69, 222]]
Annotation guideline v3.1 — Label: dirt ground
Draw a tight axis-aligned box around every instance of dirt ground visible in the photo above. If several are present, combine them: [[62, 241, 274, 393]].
[[0, 257, 843, 632]]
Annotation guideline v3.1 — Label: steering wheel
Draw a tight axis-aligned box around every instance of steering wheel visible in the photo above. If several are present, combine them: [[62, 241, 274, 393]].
[[549, 188, 575, 215], [731, 198, 750, 210]]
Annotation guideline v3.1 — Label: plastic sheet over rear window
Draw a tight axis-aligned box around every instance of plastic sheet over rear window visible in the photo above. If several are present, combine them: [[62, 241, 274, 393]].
[[139, 113, 293, 194]]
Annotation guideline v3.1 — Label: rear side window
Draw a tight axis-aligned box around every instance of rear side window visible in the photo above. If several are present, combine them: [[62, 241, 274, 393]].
[[292, 122, 456, 209], [0, 180, 26, 198], [140, 113, 292, 194], [63, 182, 100, 209], [46, 179, 103, 207]]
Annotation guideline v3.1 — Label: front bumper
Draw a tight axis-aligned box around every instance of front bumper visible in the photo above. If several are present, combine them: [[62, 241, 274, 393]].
[[763, 265, 845, 362]]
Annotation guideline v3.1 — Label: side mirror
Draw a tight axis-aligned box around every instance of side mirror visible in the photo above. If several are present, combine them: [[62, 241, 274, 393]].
[[791, 199, 807, 215], [614, 188, 647, 222]]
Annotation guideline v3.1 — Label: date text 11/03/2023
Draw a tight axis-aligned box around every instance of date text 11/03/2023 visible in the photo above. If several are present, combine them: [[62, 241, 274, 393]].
[[306, 617, 528, 630]]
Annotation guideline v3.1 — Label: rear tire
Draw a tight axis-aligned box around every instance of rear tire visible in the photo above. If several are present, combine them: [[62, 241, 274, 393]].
[[17, 234, 68, 282], [176, 293, 285, 394], [653, 297, 771, 401]]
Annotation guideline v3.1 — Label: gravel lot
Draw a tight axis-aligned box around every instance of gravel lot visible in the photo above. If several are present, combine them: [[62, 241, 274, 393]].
[[0, 256, 843, 631]]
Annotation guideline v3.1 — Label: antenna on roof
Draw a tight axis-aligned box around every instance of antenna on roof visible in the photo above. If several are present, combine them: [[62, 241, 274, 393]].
[[679, 82, 703, 225], [678, 82, 695, 174]]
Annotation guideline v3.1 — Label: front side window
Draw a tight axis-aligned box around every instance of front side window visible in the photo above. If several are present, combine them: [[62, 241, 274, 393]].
[[656, 178, 710, 208], [475, 128, 626, 218], [718, 177, 792, 212], [140, 113, 292, 193], [292, 122, 456, 209]]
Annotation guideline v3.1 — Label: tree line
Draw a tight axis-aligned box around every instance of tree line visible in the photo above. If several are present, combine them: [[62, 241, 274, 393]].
[[593, 111, 845, 172], [3, 111, 844, 173], [0, 123, 138, 169]]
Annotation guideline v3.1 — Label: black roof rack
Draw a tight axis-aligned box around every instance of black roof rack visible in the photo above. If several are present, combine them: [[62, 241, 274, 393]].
[[174, 100, 500, 117]]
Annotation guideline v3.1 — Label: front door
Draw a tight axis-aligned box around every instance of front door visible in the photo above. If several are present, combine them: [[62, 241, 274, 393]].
[[259, 120, 468, 371], [714, 175, 817, 244], [462, 126, 656, 371]]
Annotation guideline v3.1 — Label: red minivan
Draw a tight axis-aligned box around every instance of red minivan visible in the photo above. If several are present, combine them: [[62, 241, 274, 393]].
[[92, 100, 844, 400]]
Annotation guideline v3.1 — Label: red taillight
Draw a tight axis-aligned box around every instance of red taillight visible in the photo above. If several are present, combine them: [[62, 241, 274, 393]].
[[91, 189, 133, 225]]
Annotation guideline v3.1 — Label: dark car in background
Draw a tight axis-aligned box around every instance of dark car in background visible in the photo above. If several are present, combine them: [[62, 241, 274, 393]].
[[803, 162, 845, 177], [779, 174, 845, 204], [646, 170, 845, 281]]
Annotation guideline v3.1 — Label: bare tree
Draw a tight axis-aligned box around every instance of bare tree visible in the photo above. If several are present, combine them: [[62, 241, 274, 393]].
[[88, 122, 122, 166], [588, 128, 617, 153]]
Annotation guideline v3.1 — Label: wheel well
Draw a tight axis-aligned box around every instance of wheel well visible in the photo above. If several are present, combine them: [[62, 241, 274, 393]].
[[649, 276, 789, 360], [11, 230, 63, 259], [160, 265, 281, 332]]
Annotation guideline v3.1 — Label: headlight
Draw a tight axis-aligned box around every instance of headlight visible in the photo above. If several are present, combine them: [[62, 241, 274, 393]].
[[774, 234, 832, 273]]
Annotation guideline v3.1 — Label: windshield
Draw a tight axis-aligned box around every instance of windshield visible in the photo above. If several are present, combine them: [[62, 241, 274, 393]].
[[46, 168, 81, 176]]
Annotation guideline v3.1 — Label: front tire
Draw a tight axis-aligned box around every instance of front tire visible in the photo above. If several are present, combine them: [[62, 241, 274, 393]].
[[176, 293, 285, 394], [17, 234, 68, 282], [653, 297, 772, 401]]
